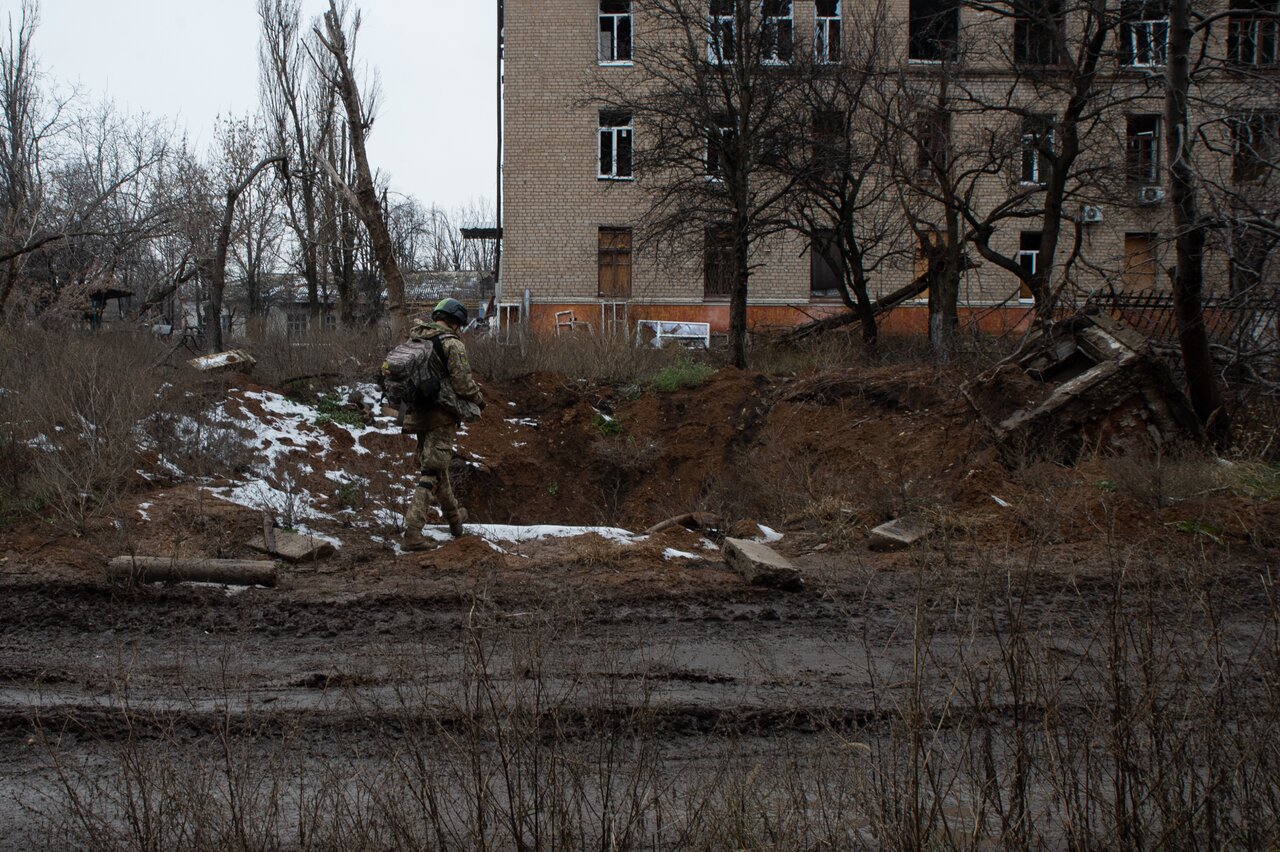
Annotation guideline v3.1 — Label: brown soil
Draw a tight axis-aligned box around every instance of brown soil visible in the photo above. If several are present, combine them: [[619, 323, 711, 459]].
[[2, 363, 1275, 602]]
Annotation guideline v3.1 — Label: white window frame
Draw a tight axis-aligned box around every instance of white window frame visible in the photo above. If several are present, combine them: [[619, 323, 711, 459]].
[[1124, 15, 1169, 66], [599, 1, 633, 65], [598, 112, 634, 180], [1020, 121, 1053, 186], [761, 0, 794, 65], [815, 0, 841, 64], [706, 119, 734, 180], [1017, 232, 1041, 303], [708, 0, 736, 64]]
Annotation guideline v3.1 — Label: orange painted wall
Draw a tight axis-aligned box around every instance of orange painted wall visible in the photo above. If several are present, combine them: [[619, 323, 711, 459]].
[[524, 302, 1036, 338]]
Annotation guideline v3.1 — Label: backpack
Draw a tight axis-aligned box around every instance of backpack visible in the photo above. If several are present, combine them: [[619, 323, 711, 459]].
[[382, 333, 453, 409]]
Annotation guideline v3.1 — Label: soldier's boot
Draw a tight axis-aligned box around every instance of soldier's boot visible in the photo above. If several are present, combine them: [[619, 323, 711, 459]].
[[401, 527, 435, 552], [447, 507, 469, 539], [401, 479, 437, 552], [448, 506, 473, 534]]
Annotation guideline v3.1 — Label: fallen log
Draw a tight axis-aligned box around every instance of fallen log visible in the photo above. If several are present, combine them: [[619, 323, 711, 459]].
[[782, 277, 930, 344], [108, 557, 278, 587], [645, 512, 721, 535]]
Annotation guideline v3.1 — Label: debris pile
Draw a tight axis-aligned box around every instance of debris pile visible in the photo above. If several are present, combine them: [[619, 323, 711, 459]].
[[963, 314, 1203, 464]]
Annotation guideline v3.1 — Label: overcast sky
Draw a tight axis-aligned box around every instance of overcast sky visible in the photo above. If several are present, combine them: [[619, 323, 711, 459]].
[[4, 1, 498, 211]]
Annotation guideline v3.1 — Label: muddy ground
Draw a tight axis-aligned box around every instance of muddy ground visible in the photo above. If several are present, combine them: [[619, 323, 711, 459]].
[[1, 363, 1276, 847]]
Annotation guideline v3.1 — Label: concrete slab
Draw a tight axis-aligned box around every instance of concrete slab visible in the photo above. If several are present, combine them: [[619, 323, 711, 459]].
[[247, 529, 336, 563], [722, 538, 802, 591], [867, 518, 930, 551]]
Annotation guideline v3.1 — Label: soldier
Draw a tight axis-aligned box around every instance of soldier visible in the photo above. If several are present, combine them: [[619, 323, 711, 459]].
[[396, 298, 485, 551]]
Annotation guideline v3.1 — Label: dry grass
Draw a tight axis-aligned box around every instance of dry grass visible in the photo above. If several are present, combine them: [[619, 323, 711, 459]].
[[23, 544, 1280, 850], [467, 331, 704, 385]]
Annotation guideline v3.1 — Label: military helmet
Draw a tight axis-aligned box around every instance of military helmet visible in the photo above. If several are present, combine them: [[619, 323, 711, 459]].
[[431, 297, 468, 328]]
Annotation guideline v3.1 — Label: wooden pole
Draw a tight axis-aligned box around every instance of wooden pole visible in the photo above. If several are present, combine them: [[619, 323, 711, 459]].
[[108, 557, 278, 587]]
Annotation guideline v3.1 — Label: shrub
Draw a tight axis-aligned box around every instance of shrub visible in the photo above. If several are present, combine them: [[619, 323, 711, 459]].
[[648, 358, 715, 392]]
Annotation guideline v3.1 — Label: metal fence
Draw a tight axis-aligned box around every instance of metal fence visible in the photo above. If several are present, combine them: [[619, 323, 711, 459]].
[[1085, 288, 1280, 387], [1085, 288, 1279, 352]]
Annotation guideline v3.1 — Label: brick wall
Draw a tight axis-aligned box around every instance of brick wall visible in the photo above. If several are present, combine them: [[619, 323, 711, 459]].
[[502, 0, 1261, 322]]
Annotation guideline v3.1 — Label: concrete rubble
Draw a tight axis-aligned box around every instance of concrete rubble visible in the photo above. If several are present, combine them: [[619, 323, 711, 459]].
[[248, 528, 336, 563], [722, 538, 802, 591], [962, 313, 1202, 464], [867, 518, 931, 551]]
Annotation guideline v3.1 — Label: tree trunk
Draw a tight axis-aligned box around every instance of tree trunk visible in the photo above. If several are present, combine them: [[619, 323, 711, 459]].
[[209, 156, 285, 353], [1166, 0, 1229, 446], [317, 2, 408, 340], [730, 218, 750, 369]]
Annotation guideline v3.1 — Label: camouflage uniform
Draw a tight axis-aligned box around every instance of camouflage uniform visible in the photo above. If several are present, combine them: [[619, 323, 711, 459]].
[[399, 318, 485, 538]]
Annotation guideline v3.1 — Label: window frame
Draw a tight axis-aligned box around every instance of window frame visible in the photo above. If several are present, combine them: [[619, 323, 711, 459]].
[[810, 228, 845, 299], [1228, 0, 1279, 67], [909, 0, 960, 63], [1126, 114, 1161, 186], [916, 110, 951, 182], [598, 110, 634, 180], [598, 227, 634, 298], [703, 224, 736, 300], [1231, 111, 1279, 182], [1013, 0, 1063, 65], [708, 0, 737, 64], [1120, 0, 1169, 67], [598, 0, 634, 65], [706, 115, 735, 180], [1017, 231, 1042, 301], [761, 0, 795, 65], [815, 0, 842, 64], [1020, 115, 1054, 186]]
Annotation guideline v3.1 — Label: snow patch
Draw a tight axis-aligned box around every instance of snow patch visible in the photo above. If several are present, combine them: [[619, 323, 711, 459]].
[[757, 525, 783, 543]]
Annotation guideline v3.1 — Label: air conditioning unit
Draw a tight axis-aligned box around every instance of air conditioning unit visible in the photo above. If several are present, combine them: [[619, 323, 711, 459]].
[[1136, 186, 1166, 205], [1080, 205, 1104, 224]]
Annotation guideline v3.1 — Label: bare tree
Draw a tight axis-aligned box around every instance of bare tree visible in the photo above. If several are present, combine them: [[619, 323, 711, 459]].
[[259, 0, 328, 318], [784, 0, 911, 343], [950, 0, 1130, 320], [310, 0, 408, 338], [602, 0, 808, 368]]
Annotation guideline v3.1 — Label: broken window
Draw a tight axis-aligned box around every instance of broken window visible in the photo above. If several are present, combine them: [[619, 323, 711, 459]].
[[909, 0, 959, 62], [1014, 0, 1063, 64], [599, 0, 633, 64], [1020, 114, 1054, 185], [1122, 232, 1157, 291], [709, 0, 736, 63], [1017, 231, 1042, 299], [815, 0, 842, 63], [1231, 111, 1280, 182], [916, 110, 950, 181], [812, 109, 846, 178], [599, 110, 633, 179], [810, 229, 845, 298], [706, 114, 735, 179], [1126, 114, 1160, 185], [762, 0, 794, 64], [1120, 0, 1168, 67], [704, 225, 736, 298], [598, 227, 633, 298], [1229, 0, 1279, 67]]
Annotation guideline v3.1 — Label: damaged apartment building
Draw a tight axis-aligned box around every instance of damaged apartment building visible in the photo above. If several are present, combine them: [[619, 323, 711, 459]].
[[495, 0, 1278, 336]]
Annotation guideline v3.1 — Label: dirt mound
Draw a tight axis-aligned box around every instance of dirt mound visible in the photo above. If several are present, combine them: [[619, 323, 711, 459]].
[[2, 363, 1275, 597]]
